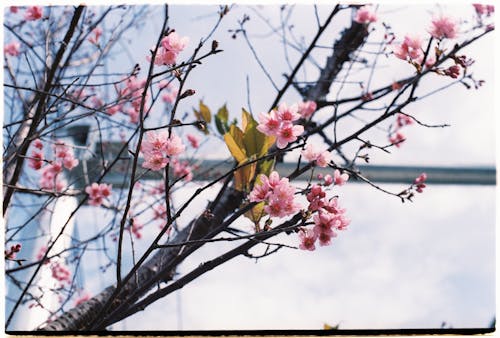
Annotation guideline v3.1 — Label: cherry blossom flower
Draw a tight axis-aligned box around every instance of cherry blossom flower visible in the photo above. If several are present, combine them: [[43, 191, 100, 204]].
[[141, 130, 169, 156], [130, 218, 143, 239], [24, 6, 43, 21], [36, 246, 50, 264], [33, 139, 44, 150], [186, 133, 200, 148], [389, 131, 406, 147], [165, 133, 186, 156], [249, 171, 299, 218], [333, 169, 349, 186], [10, 6, 19, 13], [85, 183, 112, 207], [51, 262, 71, 285], [301, 144, 332, 167], [298, 229, 318, 251], [276, 102, 300, 122], [4, 41, 20, 57], [88, 27, 102, 44], [429, 15, 458, 40], [323, 174, 333, 186], [257, 110, 281, 136], [142, 153, 169, 171], [276, 123, 304, 149], [414, 172, 427, 193], [172, 158, 193, 181], [393, 35, 423, 61], [354, 5, 378, 24], [28, 151, 44, 170], [297, 100, 317, 118], [396, 113, 413, 127], [162, 32, 189, 53], [5, 243, 22, 260]]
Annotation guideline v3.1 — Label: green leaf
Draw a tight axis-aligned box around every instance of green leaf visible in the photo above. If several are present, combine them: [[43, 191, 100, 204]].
[[215, 115, 227, 135], [217, 104, 228, 123], [258, 158, 275, 177]]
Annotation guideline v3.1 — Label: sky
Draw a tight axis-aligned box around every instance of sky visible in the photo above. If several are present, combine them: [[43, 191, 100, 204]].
[[2, 2, 497, 332]]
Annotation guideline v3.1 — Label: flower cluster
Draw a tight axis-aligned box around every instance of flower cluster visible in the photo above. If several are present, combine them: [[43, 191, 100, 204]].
[[429, 15, 458, 40], [300, 182, 350, 251], [130, 218, 144, 239], [149, 31, 189, 66], [393, 35, 436, 68], [51, 261, 71, 285], [4, 41, 20, 57], [301, 144, 332, 167], [85, 182, 112, 207], [5, 243, 21, 260], [354, 5, 378, 24], [141, 131, 186, 171], [389, 113, 413, 148], [414, 172, 427, 193], [249, 171, 300, 218], [257, 103, 304, 149], [105, 76, 150, 123], [473, 4, 495, 18], [24, 6, 43, 21], [32, 140, 79, 192]]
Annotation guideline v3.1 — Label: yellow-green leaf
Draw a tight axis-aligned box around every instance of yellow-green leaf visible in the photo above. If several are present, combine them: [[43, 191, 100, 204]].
[[244, 201, 265, 225], [223, 133, 246, 163], [229, 124, 245, 149], [233, 161, 256, 192]]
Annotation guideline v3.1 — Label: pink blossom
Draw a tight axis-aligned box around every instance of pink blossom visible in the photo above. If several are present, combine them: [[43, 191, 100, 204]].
[[323, 197, 346, 215], [250, 171, 299, 218], [276, 123, 304, 149], [257, 110, 281, 136], [333, 169, 349, 186], [162, 88, 178, 104], [323, 174, 333, 186], [165, 133, 186, 156], [33, 139, 44, 150], [161, 32, 189, 53], [429, 15, 458, 40], [297, 100, 317, 118], [158, 80, 171, 89], [24, 6, 43, 21], [51, 262, 71, 284], [63, 156, 79, 170], [301, 144, 331, 167], [396, 113, 413, 127], [298, 229, 318, 251], [142, 153, 169, 171], [85, 183, 112, 207], [28, 151, 44, 170], [10, 6, 19, 13], [389, 131, 405, 147], [88, 27, 102, 45], [172, 158, 193, 181], [106, 105, 121, 116], [130, 218, 143, 239], [307, 184, 326, 211], [141, 130, 169, 156], [354, 5, 378, 24], [186, 133, 200, 148], [4, 41, 20, 57], [393, 35, 423, 61], [276, 102, 300, 122], [315, 227, 336, 247], [414, 172, 427, 193]]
